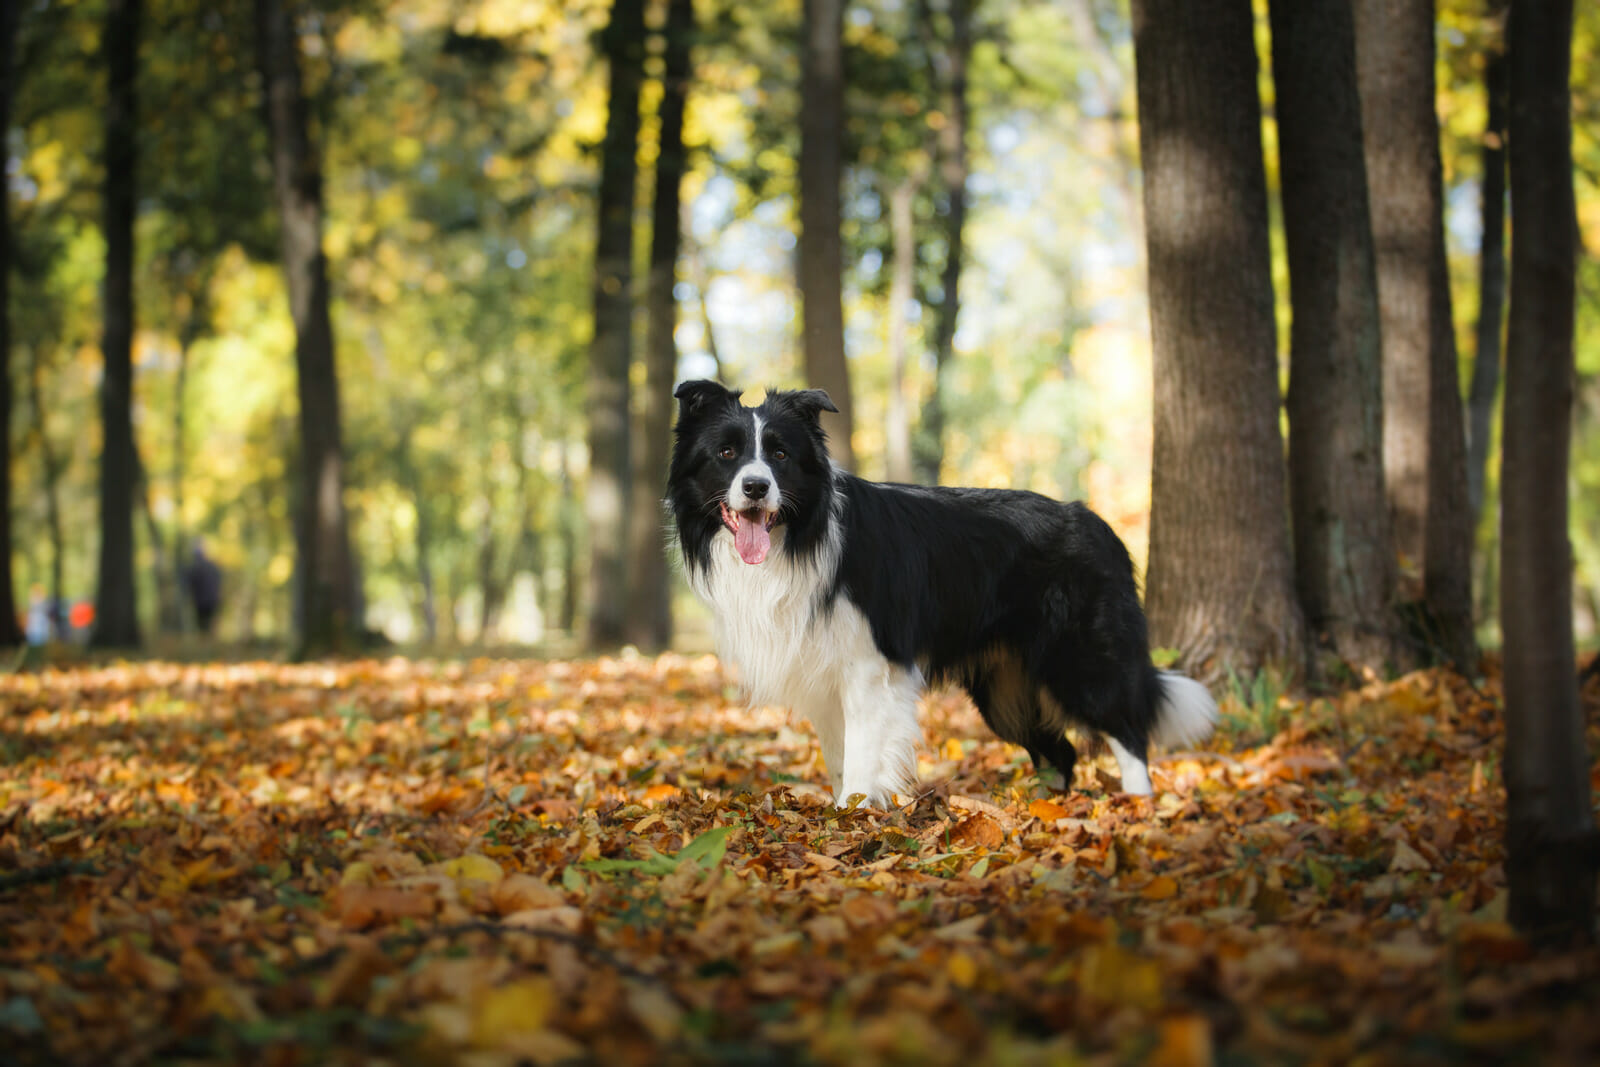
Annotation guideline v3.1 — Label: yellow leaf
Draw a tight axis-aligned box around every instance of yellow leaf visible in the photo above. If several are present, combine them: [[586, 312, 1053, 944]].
[[947, 950, 978, 989], [440, 854, 504, 884], [1142, 875, 1180, 901], [474, 978, 554, 1047], [339, 861, 376, 887]]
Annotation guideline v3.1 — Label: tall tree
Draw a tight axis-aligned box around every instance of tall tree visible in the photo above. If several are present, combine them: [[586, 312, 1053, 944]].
[[1467, 0, 1510, 524], [0, 0, 23, 647], [1499, 0, 1596, 944], [90, 0, 142, 650], [1131, 0, 1306, 676], [1270, 0, 1399, 671], [884, 169, 922, 484], [1353, 0, 1476, 669], [624, 0, 694, 652], [799, 0, 855, 470], [586, 0, 646, 650], [255, 0, 359, 656], [913, 0, 971, 487]]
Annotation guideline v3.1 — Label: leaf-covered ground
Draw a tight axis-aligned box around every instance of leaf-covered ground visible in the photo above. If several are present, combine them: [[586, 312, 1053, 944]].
[[2, 654, 1598, 1065]]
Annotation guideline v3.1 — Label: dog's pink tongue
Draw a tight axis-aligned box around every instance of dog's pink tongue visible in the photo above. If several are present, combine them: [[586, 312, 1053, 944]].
[[734, 514, 770, 564]]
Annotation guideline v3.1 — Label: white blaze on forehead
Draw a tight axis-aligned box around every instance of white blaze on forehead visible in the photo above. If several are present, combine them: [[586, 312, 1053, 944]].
[[729, 414, 780, 511]]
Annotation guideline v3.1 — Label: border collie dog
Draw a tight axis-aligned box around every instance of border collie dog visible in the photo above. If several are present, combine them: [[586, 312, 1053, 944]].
[[667, 380, 1218, 808]]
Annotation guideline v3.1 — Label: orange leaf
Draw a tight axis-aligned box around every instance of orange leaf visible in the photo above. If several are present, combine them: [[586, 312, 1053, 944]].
[[1141, 875, 1180, 901], [336, 886, 437, 930], [1028, 799, 1069, 822], [949, 814, 1005, 850], [642, 783, 682, 804]]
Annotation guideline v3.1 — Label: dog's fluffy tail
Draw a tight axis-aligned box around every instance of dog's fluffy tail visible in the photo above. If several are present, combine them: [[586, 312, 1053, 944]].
[[1151, 671, 1219, 749]]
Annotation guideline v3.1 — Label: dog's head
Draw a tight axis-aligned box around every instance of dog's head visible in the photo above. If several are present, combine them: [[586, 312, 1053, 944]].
[[668, 381, 838, 568]]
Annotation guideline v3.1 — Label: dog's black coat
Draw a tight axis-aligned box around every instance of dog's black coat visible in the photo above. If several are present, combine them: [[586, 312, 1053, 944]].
[[669, 380, 1166, 785]]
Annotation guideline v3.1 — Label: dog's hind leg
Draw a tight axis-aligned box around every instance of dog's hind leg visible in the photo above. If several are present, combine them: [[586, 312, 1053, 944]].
[[1024, 723, 1078, 793], [1105, 734, 1152, 796], [964, 653, 1075, 789]]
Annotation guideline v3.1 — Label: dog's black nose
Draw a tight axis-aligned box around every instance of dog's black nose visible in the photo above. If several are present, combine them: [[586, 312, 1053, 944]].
[[742, 476, 771, 500]]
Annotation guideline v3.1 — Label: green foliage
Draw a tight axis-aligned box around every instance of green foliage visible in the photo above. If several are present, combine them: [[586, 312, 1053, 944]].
[[1219, 665, 1291, 746]]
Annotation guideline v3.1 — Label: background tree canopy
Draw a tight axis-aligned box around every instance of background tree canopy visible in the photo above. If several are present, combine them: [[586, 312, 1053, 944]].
[[1, 0, 1597, 664]]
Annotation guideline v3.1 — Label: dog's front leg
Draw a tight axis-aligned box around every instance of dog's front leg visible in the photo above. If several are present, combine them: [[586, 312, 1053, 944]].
[[837, 658, 922, 808], [795, 697, 846, 799]]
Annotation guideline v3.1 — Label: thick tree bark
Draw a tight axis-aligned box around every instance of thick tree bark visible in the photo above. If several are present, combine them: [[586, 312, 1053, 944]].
[[91, 0, 143, 651], [1131, 0, 1306, 677], [0, 0, 23, 646], [585, 0, 646, 650], [1354, 0, 1477, 669], [1500, 0, 1597, 945], [1468, 2, 1509, 524], [1270, 0, 1399, 672], [624, 0, 693, 652], [256, 0, 360, 657], [799, 0, 855, 469], [885, 173, 921, 484]]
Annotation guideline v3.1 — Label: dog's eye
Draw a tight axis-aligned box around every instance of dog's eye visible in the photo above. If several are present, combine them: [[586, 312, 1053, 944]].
[[718, 446, 737, 460], [770, 448, 787, 461]]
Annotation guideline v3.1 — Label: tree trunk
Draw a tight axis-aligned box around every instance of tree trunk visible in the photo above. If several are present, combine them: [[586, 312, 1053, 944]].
[[586, 0, 646, 650], [91, 0, 143, 651], [134, 451, 182, 635], [885, 173, 921, 484], [1131, 0, 1306, 677], [169, 313, 198, 632], [255, 0, 360, 658], [559, 444, 579, 636], [625, 0, 693, 652], [27, 347, 66, 642], [687, 237, 725, 381], [1468, 1, 1509, 525], [914, 0, 970, 487], [1354, 0, 1477, 669], [1500, 0, 1597, 945], [0, 0, 22, 646], [799, 0, 855, 469], [1270, 0, 1400, 672]]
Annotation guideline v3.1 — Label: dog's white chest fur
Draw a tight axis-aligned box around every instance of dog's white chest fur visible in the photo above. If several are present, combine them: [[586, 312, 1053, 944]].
[[690, 529, 858, 708], [687, 527, 924, 806]]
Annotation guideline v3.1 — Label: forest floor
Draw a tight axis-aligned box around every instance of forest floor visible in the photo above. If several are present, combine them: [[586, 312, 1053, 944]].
[[2, 652, 1598, 1066]]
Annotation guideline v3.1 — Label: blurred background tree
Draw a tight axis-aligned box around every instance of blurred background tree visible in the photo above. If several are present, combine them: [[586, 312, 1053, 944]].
[[0, 0, 1594, 681]]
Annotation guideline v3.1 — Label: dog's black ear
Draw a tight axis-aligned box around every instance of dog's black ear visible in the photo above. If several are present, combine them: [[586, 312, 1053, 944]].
[[674, 380, 740, 418], [777, 388, 839, 421]]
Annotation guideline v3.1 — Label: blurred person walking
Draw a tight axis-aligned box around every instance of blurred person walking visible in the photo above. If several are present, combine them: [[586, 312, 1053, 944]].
[[183, 541, 222, 636]]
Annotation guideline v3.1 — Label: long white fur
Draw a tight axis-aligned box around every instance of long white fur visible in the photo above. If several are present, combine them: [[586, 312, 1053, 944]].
[[1152, 670, 1220, 748], [1104, 672, 1218, 796], [687, 492, 920, 808]]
